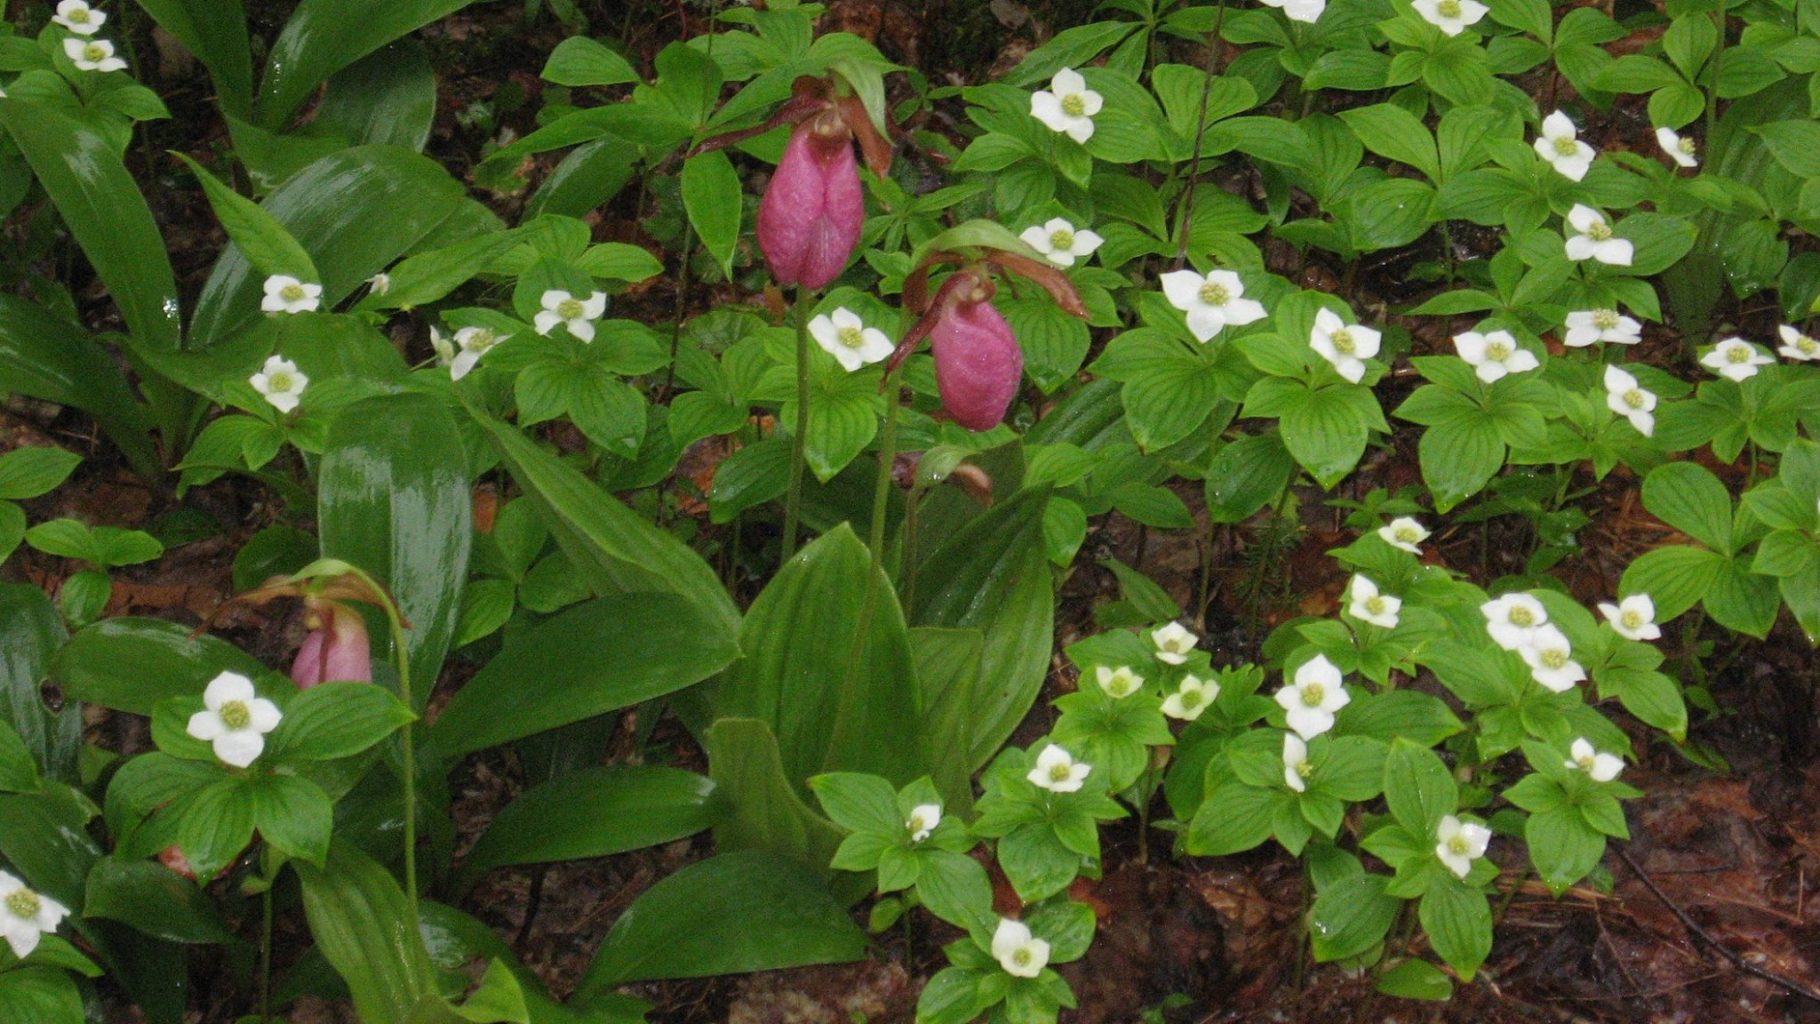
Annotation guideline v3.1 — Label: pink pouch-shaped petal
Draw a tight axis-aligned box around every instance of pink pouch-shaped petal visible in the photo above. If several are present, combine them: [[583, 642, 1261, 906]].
[[931, 298, 1023, 431], [756, 119, 864, 291]]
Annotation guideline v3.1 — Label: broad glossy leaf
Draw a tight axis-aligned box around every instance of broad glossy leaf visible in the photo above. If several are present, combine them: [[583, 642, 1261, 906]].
[[0, 100, 181, 350], [82, 858, 236, 945], [50, 617, 287, 716], [133, 0, 253, 117], [0, 584, 79, 782], [909, 626, 982, 816], [681, 150, 740, 281], [259, 0, 480, 128], [577, 850, 866, 994], [174, 153, 318, 284], [315, 40, 437, 152], [0, 296, 158, 476], [296, 842, 439, 1024], [319, 393, 472, 712], [431, 594, 737, 758], [706, 718, 845, 874]]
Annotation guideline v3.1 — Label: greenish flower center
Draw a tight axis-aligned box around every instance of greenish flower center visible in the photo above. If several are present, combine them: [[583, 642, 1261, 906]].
[[1508, 606, 1535, 627], [1540, 649, 1567, 669], [5, 888, 40, 919], [84, 43, 106, 61], [1198, 282, 1230, 306], [1300, 683, 1325, 707], [1049, 228, 1075, 250], [557, 298, 584, 320], [1061, 94, 1086, 117], [1622, 389, 1646, 410], [1585, 219, 1612, 241], [837, 325, 865, 349], [1575, 753, 1597, 772], [1394, 526, 1420, 543], [219, 700, 252, 730], [1048, 762, 1073, 782], [1365, 595, 1386, 614], [1446, 835, 1471, 855], [1436, 0, 1462, 16], [1592, 309, 1619, 330], [267, 372, 294, 393], [1726, 344, 1752, 364], [1677, 137, 1696, 155], [1797, 336, 1818, 355], [280, 283, 305, 302], [1552, 136, 1579, 156], [1178, 689, 1202, 708], [1012, 948, 1033, 966], [70, 9, 92, 22], [1620, 610, 1643, 629], [1485, 340, 1513, 361], [908, 814, 928, 833], [1330, 328, 1355, 354], [467, 329, 500, 353], [1294, 760, 1313, 779]]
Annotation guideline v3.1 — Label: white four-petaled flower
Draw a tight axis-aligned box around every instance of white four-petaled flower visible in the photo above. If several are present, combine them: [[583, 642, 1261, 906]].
[[1160, 269, 1267, 343], [1598, 594, 1660, 641], [1602, 365, 1657, 436], [1564, 205, 1632, 266], [1151, 622, 1197, 665], [1481, 592, 1547, 651], [53, 0, 107, 34], [261, 274, 321, 315], [1282, 732, 1312, 793], [1347, 575, 1401, 629], [1655, 127, 1698, 168], [1777, 325, 1818, 362], [1412, 0, 1488, 35], [249, 355, 308, 414], [1275, 654, 1350, 739], [431, 325, 510, 381], [1454, 330, 1538, 383], [991, 918, 1051, 978], [1029, 68, 1102, 144], [534, 289, 608, 343], [1435, 814, 1491, 879], [62, 36, 126, 71], [1260, 0, 1326, 22], [185, 671, 282, 768], [1161, 674, 1218, 721], [1518, 624, 1585, 693], [1027, 743, 1091, 793], [1534, 111, 1595, 181], [1019, 218, 1103, 268], [808, 307, 893, 372], [906, 803, 941, 843], [1700, 337, 1772, 381], [1564, 308, 1641, 348], [1309, 308, 1381, 383], [1095, 665, 1144, 699], [1378, 516, 1429, 554], [0, 871, 68, 959], [1565, 738, 1625, 782]]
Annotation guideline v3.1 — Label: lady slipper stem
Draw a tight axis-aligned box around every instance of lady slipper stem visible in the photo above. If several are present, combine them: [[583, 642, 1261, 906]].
[[781, 287, 815, 559], [838, 365, 902, 726]]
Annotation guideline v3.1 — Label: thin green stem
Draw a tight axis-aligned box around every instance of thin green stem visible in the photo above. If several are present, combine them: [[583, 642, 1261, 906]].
[[392, 628, 418, 928], [780, 288, 816, 559], [258, 884, 274, 1021], [1704, 5, 1726, 160], [866, 368, 903, 569]]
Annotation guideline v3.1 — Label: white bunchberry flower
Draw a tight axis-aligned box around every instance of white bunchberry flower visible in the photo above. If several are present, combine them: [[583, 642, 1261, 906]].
[[249, 355, 308, 414], [1777, 325, 1819, 362], [1564, 308, 1641, 348], [1027, 743, 1091, 793], [185, 671, 282, 768], [260, 274, 321, 315], [1160, 269, 1267, 343], [1029, 68, 1102, 143], [1655, 126, 1698, 168], [1454, 330, 1538, 383], [1095, 664, 1144, 699], [906, 803, 941, 843], [1275, 655, 1350, 739], [62, 36, 126, 72], [1700, 337, 1773, 381], [1534, 111, 1596, 181], [1019, 218, 1103, 268], [1564, 205, 1632, 266], [1519, 624, 1585, 692], [807, 307, 893, 372], [1378, 518, 1429, 555], [534, 289, 607, 343], [1161, 673, 1218, 721], [0, 871, 68, 959], [1598, 594, 1660, 641], [366, 272, 391, 295], [1603, 365, 1657, 436], [431, 325, 510, 381], [53, 0, 107, 34], [1261, 0, 1326, 22], [1435, 814, 1491, 879], [1413, 0, 1488, 35], [1347, 575, 1401, 629], [1283, 732, 1312, 793], [1481, 593, 1548, 652], [1151, 622, 1197, 665], [1309, 308, 1381, 383], [991, 918, 1051, 978], [1565, 738, 1625, 782]]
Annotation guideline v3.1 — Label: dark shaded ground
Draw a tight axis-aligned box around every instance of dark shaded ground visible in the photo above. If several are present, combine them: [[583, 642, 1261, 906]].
[[3, 0, 1819, 1021]]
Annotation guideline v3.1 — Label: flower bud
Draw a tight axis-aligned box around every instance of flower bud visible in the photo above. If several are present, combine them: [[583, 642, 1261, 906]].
[[931, 291, 1023, 431], [756, 114, 864, 291], [290, 599, 373, 689]]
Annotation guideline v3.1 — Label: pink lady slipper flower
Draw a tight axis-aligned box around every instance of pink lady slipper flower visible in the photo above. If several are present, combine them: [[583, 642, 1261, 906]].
[[290, 597, 373, 688]]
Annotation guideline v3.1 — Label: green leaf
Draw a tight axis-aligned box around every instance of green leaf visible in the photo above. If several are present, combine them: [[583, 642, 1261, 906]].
[[432, 593, 738, 758], [319, 394, 471, 711], [455, 766, 720, 895], [1383, 740, 1456, 836], [1753, 119, 1820, 178], [1185, 782, 1278, 855], [1621, 545, 1724, 620], [0, 297, 157, 476], [258, 0, 482, 128], [0, 966, 83, 1021], [1308, 872, 1401, 962], [0, 446, 80, 501], [1338, 103, 1440, 182], [314, 40, 438, 152], [245, 773, 333, 866], [0, 584, 78, 783], [1419, 875, 1491, 979], [1376, 959, 1454, 1001], [173, 153, 319, 284], [267, 683, 413, 762], [133, 0, 253, 117], [910, 627, 983, 816], [1416, 412, 1504, 513], [1525, 805, 1606, 891], [174, 779, 256, 882], [577, 850, 866, 994], [1641, 461, 1733, 553], [297, 842, 441, 1024], [1205, 431, 1296, 523], [51, 617, 286, 716], [82, 858, 235, 945], [708, 718, 846, 876], [542, 36, 639, 87], [682, 150, 741, 281], [0, 100, 181, 350]]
